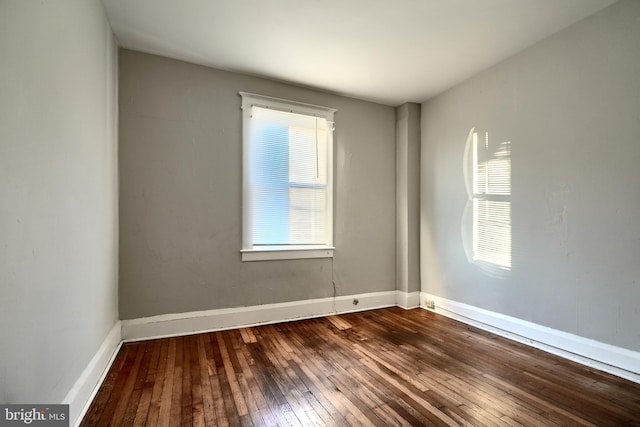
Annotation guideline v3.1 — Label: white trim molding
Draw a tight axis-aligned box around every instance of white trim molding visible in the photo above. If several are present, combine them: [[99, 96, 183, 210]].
[[420, 293, 640, 384], [240, 92, 336, 262], [241, 247, 334, 262], [64, 321, 122, 427], [396, 291, 421, 309], [122, 291, 397, 342]]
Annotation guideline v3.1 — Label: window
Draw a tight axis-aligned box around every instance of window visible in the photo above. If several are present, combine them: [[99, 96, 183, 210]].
[[463, 128, 512, 275], [240, 92, 336, 261]]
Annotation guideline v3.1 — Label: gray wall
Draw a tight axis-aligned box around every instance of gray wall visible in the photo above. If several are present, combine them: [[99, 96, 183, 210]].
[[396, 103, 421, 295], [119, 50, 396, 319], [0, 0, 118, 404], [421, 0, 640, 351]]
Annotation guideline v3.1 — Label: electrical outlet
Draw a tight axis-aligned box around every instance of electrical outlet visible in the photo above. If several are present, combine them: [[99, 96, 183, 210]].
[[352, 298, 359, 305], [425, 299, 435, 309]]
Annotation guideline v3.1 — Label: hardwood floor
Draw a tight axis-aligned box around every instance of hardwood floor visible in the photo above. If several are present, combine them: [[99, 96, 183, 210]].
[[81, 307, 640, 426]]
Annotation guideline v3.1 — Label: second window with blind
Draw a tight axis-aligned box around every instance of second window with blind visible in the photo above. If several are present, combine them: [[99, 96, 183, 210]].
[[240, 93, 336, 261]]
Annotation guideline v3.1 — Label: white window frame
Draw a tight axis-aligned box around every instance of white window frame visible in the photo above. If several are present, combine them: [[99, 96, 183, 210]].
[[240, 92, 336, 261]]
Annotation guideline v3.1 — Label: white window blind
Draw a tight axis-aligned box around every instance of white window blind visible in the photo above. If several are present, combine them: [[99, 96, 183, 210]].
[[473, 199, 511, 268], [472, 131, 512, 270], [240, 93, 335, 261]]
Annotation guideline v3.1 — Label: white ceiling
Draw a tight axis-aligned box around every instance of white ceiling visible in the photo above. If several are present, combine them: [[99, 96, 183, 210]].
[[102, 0, 616, 106]]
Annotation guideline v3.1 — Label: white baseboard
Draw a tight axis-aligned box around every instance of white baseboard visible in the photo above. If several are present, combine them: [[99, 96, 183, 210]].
[[396, 290, 421, 309], [122, 291, 398, 342], [420, 293, 640, 384], [63, 321, 122, 427]]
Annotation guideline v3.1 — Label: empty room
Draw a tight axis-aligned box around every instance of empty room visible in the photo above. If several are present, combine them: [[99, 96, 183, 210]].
[[1, 0, 640, 425]]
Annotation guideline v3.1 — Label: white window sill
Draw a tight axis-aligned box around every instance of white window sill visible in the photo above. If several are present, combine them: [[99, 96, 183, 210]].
[[241, 246, 335, 262]]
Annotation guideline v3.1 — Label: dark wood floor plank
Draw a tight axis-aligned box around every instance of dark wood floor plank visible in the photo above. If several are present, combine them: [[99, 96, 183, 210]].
[[130, 339, 161, 427], [239, 340, 293, 427], [305, 319, 389, 426], [121, 341, 154, 426], [81, 307, 640, 426], [110, 345, 145, 426], [341, 366, 415, 427], [225, 332, 270, 427], [208, 333, 239, 427], [196, 334, 217, 427], [79, 346, 129, 426], [170, 337, 184, 427], [356, 350, 461, 426], [482, 371, 600, 427], [364, 310, 596, 422], [217, 332, 249, 418], [348, 360, 438, 426], [253, 327, 315, 426], [322, 318, 448, 426], [203, 333, 229, 427], [181, 335, 195, 427], [285, 323, 369, 426], [143, 338, 170, 427], [185, 336, 203, 427], [329, 323, 460, 427], [157, 338, 177, 427], [95, 345, 142, 427], [325, 374, 388, 427], [286, 357, 350, 426], [290, 320, 422, 426]]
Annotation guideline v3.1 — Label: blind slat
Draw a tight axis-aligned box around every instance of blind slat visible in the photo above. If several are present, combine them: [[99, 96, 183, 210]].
[[248, 105, 331, 246]]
